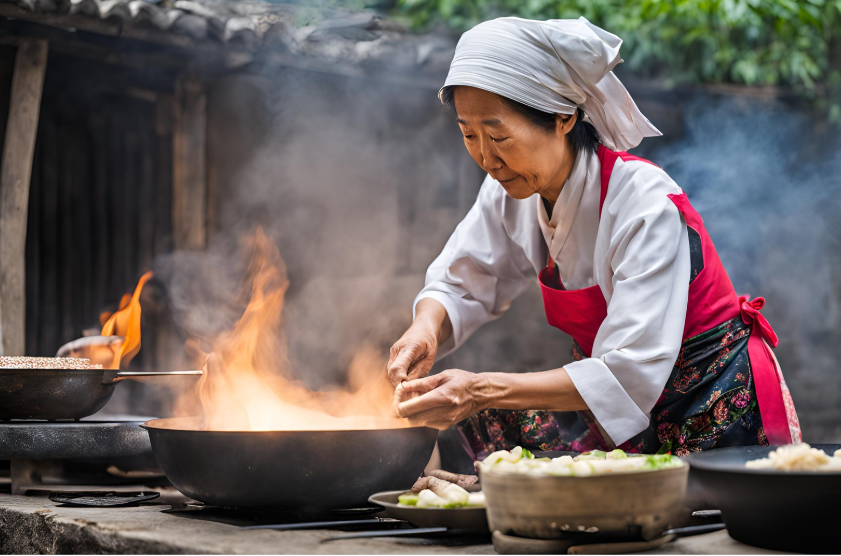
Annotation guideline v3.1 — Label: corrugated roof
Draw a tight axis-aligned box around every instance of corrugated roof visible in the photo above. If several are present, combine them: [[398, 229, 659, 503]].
[[0, 0, 457, 81], [0, 0, 308, 50], [0, 0, 280, 49]]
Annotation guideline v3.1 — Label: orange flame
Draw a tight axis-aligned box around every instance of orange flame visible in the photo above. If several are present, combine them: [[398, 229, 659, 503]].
[[100, 271, 154, 369], [175, 230, 406, 432]]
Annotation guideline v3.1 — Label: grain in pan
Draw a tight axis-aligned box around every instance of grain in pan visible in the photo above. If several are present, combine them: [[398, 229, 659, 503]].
[[0, 356, 102, 370]]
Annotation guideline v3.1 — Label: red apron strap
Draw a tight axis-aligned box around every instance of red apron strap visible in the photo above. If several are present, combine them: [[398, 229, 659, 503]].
[[597, 145, 617, 217], [597, 145, 661, 217], [739, 295, 793, 445]]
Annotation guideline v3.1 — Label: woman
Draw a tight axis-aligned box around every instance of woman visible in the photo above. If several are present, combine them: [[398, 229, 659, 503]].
[[388, 17, 801, 458]]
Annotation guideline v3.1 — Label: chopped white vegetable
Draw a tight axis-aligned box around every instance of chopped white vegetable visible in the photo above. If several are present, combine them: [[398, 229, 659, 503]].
[[477, 447, 684, 476], [572, 461, 594, 477], [416, 489, 449, 508], [466, 492, 486, 507], [439, 483, 470, 506], [404, 487, 484, 509]]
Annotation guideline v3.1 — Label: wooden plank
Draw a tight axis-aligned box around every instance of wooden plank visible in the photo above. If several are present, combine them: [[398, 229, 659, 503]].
[[154, 94, 174, 255], [39, 112, 58, 355], [172, 73, 207, 250], [22, 110, 40, 355], [89, 109, 109, 326], [0, 39, 47, 356], [0, 46, 16, 156]]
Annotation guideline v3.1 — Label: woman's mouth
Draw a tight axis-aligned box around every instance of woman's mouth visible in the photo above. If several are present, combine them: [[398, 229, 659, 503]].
[[498, 176, 518, 184]]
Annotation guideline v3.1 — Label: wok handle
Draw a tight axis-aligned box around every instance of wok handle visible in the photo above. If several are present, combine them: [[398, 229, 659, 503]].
[[108, 370, 203, 383], [661, 523, 726, 537], [243, 518, 405, 531]]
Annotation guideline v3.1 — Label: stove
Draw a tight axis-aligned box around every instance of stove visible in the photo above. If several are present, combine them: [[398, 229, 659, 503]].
[[0, 418, 159, 494]]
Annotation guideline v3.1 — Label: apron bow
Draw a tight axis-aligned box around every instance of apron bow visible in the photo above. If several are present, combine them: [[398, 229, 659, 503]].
[[739, 295, 778, 348]]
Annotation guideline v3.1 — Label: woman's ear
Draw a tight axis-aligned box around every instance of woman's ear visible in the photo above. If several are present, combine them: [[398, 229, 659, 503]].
[[556, 111, 578, 136]]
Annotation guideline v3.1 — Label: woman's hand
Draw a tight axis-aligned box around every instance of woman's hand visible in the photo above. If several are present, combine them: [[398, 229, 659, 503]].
[[394, 369, 490, 430], [394, 368, 589, 430], [387, 298, 452, 388], [387, 322, 439, 388]]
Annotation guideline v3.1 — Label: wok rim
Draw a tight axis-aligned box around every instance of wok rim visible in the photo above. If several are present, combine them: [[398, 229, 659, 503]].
[[0, 368, 106, 375], [685, 444, 841, 477], [141, 416, 436, 434]]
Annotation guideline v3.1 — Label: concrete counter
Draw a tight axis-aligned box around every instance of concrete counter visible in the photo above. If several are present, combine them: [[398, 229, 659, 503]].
[[0, 493, 781, 554]]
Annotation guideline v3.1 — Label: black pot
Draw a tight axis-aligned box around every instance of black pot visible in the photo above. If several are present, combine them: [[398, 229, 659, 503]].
[[686, 444, 841, 554]]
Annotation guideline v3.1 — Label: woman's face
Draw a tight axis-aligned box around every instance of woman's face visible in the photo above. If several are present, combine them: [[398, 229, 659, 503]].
[[453, 86, 575, 201]]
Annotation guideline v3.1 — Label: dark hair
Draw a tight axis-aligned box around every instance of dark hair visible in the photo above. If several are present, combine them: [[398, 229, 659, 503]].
[[440, 86, 600, 156]]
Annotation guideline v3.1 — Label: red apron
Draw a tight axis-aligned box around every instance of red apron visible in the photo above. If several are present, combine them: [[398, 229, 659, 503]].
[[538, 146, 800, 447]]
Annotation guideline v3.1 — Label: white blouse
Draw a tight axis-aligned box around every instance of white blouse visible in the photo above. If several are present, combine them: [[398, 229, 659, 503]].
[[414, 148, 691, 446]]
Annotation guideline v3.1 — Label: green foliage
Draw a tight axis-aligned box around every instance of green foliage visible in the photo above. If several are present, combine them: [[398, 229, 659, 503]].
[[395, 0, 841, 122]]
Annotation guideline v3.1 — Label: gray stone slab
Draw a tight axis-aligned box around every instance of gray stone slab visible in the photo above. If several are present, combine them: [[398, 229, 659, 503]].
[[0, 493, 783, 554]]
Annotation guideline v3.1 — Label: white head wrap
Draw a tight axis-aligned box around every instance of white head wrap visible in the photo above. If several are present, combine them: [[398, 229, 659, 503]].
[[441, 17, 661, 152]]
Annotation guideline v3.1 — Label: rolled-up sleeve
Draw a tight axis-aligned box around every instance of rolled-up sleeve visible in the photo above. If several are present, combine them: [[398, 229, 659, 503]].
[[414, 176, 536, 357], [565, 165, 691, 446]]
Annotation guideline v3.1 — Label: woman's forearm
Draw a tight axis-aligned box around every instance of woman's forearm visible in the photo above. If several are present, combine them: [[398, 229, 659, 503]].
[[476, 368, 589, 412], [414, 298, 454, 345]]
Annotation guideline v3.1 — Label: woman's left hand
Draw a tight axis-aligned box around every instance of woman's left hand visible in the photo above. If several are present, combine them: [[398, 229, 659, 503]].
[[394, 369, 489, 430]]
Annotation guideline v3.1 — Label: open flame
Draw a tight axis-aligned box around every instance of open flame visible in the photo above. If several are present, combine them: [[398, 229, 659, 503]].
[[174, 230, 406, 432], [100, 271, 154, 369]]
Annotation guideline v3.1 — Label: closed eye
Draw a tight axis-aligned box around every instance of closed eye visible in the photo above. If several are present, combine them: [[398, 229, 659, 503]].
[[490, 136, 508, 143]]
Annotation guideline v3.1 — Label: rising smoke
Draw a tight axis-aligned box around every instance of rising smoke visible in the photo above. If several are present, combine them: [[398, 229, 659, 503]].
[[150, 60, 840, 440], [652, 95, 841, 440], [153, 63, 471, 392]]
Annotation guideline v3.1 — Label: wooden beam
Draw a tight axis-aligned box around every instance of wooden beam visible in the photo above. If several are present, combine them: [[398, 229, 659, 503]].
[[172, 73, 207, 250], [0, 5, 253, 70], [0, 39, 47, 356], [0, 3, 197, 51]]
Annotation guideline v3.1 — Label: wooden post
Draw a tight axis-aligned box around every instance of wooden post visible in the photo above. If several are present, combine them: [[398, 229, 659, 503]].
[[0, 39, 47, 356], [172, 73, 207, 251]]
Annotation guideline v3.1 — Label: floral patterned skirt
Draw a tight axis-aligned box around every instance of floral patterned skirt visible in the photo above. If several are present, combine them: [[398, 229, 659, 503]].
[[458, 316, 770, 459]]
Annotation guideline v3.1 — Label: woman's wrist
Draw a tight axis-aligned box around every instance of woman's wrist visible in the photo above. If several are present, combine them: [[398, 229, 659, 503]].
[[474, 369, 587, 412], [414, 298, 453, 343], [472, 372, 510, 411]]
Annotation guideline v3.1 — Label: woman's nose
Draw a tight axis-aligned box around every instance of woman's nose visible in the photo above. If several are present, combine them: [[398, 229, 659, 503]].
[[481, 143, 502, 171]]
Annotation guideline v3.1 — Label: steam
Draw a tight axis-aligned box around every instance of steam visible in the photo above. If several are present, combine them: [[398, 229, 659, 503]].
[[144, 61, 839, 440], [651, 96, 841, 440], [153, 65, 465, 395]]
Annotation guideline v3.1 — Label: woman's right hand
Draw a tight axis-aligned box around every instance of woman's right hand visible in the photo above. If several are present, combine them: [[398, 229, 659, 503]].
[[387, 298, 452, 388]]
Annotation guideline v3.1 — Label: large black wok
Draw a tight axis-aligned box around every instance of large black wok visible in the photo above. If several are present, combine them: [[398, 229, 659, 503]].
[[686, 444, 841, 554], [0, 369, 202, 421], [143, 417, 438, 510]]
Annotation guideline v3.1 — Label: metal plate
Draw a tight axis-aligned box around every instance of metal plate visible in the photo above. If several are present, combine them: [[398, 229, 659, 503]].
[[49, 490, 161, 507], [0, 420, 152, 460], [368, 490, 489, 532]]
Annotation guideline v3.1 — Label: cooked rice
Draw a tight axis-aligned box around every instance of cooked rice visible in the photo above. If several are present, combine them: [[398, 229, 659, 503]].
[[0, 356, 102, 370], [746, 443, 841, 471]]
